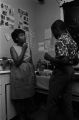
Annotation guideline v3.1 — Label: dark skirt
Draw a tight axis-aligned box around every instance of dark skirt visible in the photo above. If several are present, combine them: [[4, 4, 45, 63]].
[[10, 62, 36, 99]]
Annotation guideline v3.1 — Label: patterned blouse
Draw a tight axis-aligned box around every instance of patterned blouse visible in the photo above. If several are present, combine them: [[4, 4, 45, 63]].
[[55, 33, 78, 65]]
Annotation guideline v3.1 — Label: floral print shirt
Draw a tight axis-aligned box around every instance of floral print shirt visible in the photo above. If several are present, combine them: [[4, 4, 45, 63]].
[[55, 33, 78, 64]]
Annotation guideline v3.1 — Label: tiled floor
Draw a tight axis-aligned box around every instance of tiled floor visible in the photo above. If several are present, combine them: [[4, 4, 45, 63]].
[[31, 94, 79, 120], [31, 106, 47, 120], [31, 105, 79, 120], [11, 93, 79, 120], [73, 101, 79, 120]]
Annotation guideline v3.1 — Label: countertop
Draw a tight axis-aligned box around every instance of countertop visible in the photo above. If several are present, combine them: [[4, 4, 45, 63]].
[[0, 69, 79, 75], [0, 70, 10, 74]]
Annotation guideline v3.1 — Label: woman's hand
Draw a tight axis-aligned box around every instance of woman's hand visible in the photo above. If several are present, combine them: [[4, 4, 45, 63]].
[[22, 43, 28, 51]]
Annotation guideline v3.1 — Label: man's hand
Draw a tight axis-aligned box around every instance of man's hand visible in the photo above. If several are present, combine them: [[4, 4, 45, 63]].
[[44, 52, 52, 61]]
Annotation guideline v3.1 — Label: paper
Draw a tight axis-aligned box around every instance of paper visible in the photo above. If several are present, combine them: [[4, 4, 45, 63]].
[[44, 28, 51, 39], [18, 8, 29, 32], [0, 2, 15, 28], [38, 42, 44, 52], [4, 32, 11, 41], [44, 40, 51, 52]]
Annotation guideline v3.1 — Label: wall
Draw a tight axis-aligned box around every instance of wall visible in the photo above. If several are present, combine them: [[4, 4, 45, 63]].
[[0, 0, 36, 62], [34, 0, 60, 64], [0, 0, 60, 65]]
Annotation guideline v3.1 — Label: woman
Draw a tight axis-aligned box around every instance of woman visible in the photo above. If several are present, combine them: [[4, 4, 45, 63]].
[[10, 29, 36, 120]]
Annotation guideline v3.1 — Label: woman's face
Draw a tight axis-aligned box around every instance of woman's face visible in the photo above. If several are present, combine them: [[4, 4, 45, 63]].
[[18, 33, 26, 45]]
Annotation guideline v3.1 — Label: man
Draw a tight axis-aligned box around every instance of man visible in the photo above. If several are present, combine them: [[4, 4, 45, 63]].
[[44, 20, 78, 120]]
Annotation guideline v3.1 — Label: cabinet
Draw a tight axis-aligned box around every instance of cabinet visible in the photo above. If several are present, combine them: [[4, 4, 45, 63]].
[[0, 71, 16, 120], [0, 86, 2, 120], [6, 84, 16, 120]]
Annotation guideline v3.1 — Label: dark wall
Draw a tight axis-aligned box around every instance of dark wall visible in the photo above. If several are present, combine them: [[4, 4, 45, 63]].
[[63, 1, 79, 50]]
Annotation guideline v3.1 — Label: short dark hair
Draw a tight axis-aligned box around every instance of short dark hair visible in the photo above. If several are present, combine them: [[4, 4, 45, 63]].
[[11, 29, 25, 43], [51, 20, 67, 39]]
